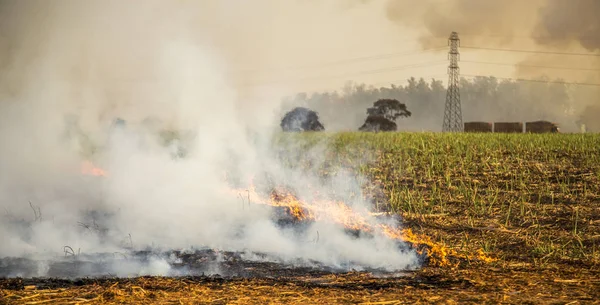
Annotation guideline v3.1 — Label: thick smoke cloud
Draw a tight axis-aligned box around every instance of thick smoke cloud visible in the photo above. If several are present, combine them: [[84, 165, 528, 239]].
[[533, 0, 600, 51], [0, 0, 419, 277], [384, 0, 543, 48], [384, 0, 599, 52]]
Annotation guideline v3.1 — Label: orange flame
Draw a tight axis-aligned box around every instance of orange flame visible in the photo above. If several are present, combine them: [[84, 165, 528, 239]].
[[229, 182, 496, 267], [81, 161, 107, 177], [382, 226, 453, 267], [242, 185, 372, 232]]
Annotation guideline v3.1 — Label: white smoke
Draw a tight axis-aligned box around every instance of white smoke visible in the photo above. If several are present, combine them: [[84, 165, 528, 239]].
[[0, 0, 420, 278]]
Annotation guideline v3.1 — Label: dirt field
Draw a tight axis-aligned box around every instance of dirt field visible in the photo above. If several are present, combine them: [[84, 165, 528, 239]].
[[2, 132, 599, 304]]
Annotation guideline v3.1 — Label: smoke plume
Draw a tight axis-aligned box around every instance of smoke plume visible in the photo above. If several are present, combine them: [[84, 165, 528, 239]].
[[384, 0, 599, 52], [533, 0, 600, 51], [385, 0, 543, 48], [0, 0, 420, 278]]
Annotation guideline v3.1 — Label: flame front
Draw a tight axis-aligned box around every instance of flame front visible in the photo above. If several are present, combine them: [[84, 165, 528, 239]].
[[76, 165, 495, 267], [231, 185, 410, 241], [229, 183, 496, 267], [242, 185, 373, 232]]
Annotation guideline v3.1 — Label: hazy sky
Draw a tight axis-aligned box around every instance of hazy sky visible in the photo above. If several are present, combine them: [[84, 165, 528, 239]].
[[230, 0, 532, 93], [230, 0, 600, 95], [0, 0, 598, 117]]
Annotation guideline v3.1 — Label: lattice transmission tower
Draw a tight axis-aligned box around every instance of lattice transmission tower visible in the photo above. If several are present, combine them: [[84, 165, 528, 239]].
[[442, 32, 463, 132]]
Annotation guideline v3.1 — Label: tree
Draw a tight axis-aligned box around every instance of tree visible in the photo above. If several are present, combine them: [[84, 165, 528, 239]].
[[366, 99, 412, 121], [359, 115, 397, 132], [359, 99, 411, 132], [283, 75, 583, 132], [280, 107, 325, 132]]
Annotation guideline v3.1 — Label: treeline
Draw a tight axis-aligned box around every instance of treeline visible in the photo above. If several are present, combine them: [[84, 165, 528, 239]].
[[280, 76, 600, 133]]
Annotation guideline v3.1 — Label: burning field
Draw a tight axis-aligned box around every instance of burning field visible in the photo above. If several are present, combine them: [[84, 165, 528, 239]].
[[2, 0, 599, 303], [1, 132, 599, 304]]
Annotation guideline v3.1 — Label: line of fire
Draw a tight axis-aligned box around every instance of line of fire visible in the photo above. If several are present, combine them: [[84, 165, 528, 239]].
[[76, 159, 495, 270]]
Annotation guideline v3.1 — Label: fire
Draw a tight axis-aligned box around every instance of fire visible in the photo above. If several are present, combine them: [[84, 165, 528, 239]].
[[81, 161, 107, 177], [383, 226, 453, 267], [76, 164, 497, 267], [269, 189, 315, 221], [230, 182, 496, 267], [243, 185, 373, 232]]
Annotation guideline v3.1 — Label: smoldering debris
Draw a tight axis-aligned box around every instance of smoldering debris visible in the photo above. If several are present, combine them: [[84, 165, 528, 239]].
[[0, 246, 424, 280], [0, 218, 427, 280], [0, 180, 426, 279]]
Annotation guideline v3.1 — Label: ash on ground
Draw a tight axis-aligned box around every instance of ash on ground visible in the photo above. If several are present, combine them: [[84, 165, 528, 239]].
[[0, 248, 420, 280]]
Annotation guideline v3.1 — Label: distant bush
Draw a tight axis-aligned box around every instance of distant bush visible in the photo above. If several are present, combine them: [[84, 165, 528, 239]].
[[280, 107, 325, 132]]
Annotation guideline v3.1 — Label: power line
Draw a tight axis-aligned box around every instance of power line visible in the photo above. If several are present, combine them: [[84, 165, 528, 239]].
[[461, 46, 600, 57], [240, 60, 447, 87], [238, 46, 447, 74], [369, 74, 448, 87], [273, 73, 600, 95], [312, 36, 447, 57], [461, 74, 600, 87], [276, 74, 448, 95], [237, 44, 598, 78], [462, 60, 600, 72], [459, 33, 600, 42]]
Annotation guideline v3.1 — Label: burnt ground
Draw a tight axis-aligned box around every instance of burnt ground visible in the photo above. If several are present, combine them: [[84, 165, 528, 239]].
[[0, 248, 411, 280], [1, 241, 598, 304], [1, 265, 598, 304], [2, 133, 600, 304]]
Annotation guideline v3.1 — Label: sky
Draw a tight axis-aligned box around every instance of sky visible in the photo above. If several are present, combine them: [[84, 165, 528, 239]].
[[0, 0, 598, 121], [228, 0, 599, 95], [230, 1, 531, 94]]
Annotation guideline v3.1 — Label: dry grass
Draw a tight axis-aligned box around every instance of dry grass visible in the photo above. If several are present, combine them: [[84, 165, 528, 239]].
[[2, 268, 598, 304], [2, 132, 600, 304]]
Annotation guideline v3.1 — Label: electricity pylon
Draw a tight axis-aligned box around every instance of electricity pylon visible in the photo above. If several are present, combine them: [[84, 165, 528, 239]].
[[442, 32, 463, 132]]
